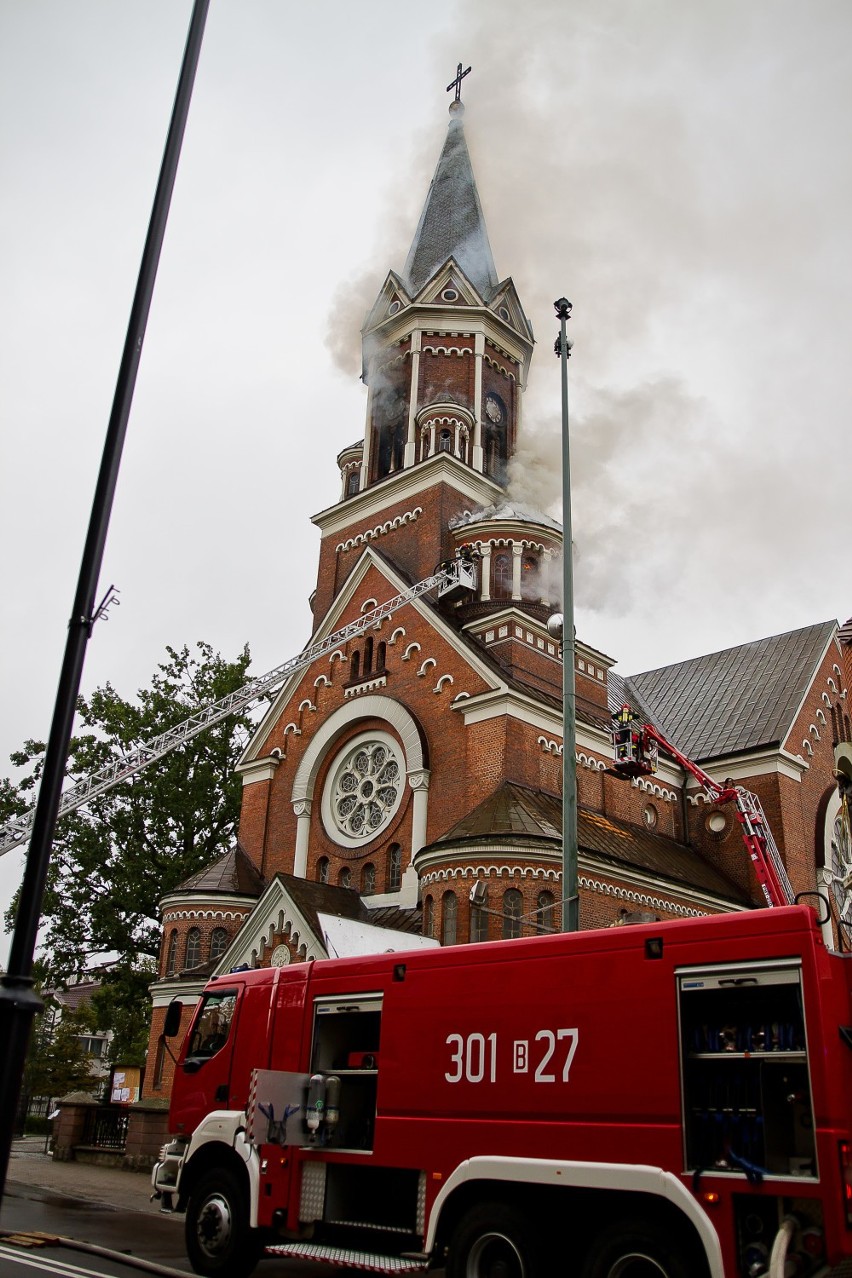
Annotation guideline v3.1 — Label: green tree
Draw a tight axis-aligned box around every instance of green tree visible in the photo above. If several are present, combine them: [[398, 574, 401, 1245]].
[[4, 641, 253, 994], [23, 993, 97, 1102]]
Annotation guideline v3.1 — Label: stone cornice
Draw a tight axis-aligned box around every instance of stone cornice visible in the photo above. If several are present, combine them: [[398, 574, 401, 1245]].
[[311, 456, 502, 538]]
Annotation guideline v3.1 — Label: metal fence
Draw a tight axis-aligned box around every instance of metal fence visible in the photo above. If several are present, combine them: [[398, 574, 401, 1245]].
[[82, 1105, 129, 1152]]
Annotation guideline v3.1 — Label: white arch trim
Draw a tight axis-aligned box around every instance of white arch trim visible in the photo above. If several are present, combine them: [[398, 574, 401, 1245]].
[[291, 695, 426, 804]]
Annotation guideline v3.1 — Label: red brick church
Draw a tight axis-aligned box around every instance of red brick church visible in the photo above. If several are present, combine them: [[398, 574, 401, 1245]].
[[143, 94, 852, 1097]]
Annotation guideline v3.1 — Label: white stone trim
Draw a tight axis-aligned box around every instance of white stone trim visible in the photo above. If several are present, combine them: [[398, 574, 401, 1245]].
[[334, 507, 422, 552]]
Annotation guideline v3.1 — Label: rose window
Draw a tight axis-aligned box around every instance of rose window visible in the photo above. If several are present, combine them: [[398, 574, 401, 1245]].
[[323, 732, 405, 847]]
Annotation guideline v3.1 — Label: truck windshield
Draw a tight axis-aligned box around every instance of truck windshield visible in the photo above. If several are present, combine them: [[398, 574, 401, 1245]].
[[186, 990, 237, 1061]]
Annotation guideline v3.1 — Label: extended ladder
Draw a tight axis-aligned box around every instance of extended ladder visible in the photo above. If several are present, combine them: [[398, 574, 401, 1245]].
[[0, 559, 476, 858]]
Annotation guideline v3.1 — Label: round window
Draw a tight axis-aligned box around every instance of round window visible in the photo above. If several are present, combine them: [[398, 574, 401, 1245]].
[[321, 731, 405, 848], [642, 803, 658, 829], [707, 811, 727, 835], [441, 288, 459, 302]]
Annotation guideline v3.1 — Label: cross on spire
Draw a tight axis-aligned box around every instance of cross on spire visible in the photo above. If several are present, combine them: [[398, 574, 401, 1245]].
[[446, 62, 471, 104]]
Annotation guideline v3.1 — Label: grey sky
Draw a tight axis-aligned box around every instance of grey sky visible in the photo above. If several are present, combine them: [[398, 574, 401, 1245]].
[[2, 1, 849, 963]]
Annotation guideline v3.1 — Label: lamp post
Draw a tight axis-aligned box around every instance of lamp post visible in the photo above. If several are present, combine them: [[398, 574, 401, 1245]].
[[554, 298, 579, 933]]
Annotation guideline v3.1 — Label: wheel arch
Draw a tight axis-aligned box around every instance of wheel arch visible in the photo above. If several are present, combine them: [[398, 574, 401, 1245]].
[[427, 1158, 721, 1278], [177, 1139, 253, 1215]]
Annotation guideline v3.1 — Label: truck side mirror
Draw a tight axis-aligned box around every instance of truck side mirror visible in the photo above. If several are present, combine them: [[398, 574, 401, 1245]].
[[163, 1000, 183, 1039]]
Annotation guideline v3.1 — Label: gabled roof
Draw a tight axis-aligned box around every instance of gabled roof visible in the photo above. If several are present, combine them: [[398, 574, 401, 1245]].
[[274, 873, 371, 936], [401, 107, 498, 299], [176, 842, 265, 897], [622, 621, 837, 761], [427, 781, 747, 904]]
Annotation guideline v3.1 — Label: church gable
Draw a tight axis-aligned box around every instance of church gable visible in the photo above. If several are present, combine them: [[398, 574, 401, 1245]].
[[362, 270, 412, 337], [488, 278, 534, 344], [412, 258, 486, 309]]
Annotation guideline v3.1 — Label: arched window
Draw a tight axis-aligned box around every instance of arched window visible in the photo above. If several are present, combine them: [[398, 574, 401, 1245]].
[[339, 867, 352, 889], [493, 553, 511, 599], [346, 470, 359, 497], [502, 889, 523, 940], [388, 844, 402, 892], [536, 891, 555, 933], [185, 927, 201, 969], [439, 429, 452, 453], [376, 641, 387, 673], [350, 651, 361, 681], [424, 895, 434, 938], [442, 892, 458, 946], [362, 863, 376, 895], [210, 928, 228, 961], [317, 856, 329, 884], [521, 552, 539, 601], [165, 928, 178, 976], [363, 637, 373, 676], [471, 886, 488, 943]]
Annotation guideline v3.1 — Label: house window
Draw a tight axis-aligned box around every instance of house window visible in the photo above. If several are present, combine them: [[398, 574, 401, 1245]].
[[184, 928, 201, 969], [210, 928, 228, 961], [536, 891, 555, 933], [502, 889, 523, 940], [442, 892, 457, 946], [493, 553, 511, 599], [471, 887, 488, 943], [521, 552, 539, 601], [362, 863, 376, 895], [318, 856, 329, 884], [388, 843, 402, 892], [165, 928, 178, 976], [153, 1039, 166, 1090]]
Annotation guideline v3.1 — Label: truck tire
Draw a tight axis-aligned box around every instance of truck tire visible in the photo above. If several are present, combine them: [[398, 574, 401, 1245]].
[[447, 1203, 540, 1278], [184, 1167, 263, 1277], [578, 1216, 696, 1278]]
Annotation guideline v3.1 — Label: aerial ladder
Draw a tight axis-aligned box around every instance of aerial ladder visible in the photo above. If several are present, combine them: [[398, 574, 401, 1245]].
[[0, 554, 477, 858], [610, 703, 794, 908]]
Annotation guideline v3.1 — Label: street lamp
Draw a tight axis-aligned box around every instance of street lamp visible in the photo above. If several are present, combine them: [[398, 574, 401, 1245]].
[[554, 298, 578, 933]]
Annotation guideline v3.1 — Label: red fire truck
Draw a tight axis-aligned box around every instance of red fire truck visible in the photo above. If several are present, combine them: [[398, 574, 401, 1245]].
[[152, 903, 852, 1278]]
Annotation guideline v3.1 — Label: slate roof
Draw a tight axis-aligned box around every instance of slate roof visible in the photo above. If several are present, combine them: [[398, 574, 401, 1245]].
[[176, 842, 265, 897], [427, 781, 747, 904], [401, 106, 498, 299], [274, 873, 372, 938], [621, 621, 836, 761], [365, 904, 422, 935]]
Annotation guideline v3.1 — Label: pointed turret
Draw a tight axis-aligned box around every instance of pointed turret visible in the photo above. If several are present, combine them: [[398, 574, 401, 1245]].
[[401, 101, 499, 299]]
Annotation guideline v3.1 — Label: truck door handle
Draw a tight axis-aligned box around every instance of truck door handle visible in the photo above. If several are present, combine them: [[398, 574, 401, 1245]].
[[215, 1084, 228, 1104]]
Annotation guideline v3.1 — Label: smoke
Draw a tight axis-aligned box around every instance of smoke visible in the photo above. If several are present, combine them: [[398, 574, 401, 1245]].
[[324, 0, 852, 669]]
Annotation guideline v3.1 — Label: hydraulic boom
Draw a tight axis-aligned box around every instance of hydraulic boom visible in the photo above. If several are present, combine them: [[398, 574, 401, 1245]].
[[0, 556, 476, 858], [610, 703, 794, 908]]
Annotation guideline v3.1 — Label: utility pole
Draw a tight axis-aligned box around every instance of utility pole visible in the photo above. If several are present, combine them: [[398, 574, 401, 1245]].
[[0, 0, 210, 1201]]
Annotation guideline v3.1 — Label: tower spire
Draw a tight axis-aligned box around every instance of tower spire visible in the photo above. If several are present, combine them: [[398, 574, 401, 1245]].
[[400, 74, 498, 300]]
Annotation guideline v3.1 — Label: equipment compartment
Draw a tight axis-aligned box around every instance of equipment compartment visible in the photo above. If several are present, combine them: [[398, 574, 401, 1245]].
[[677, 962, 816, 1178], [310, 995, 382, 1152]]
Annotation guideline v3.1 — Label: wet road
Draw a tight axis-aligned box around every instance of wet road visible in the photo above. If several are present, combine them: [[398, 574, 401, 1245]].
[[1, 1177, 430, 1278]]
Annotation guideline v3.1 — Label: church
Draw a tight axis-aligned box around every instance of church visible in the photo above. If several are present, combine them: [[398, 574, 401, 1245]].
[[143, 88, 852, 1099]]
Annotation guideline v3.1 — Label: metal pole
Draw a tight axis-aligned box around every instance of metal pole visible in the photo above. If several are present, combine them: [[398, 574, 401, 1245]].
[[555, 298, 579, 932], [0, 0, 210, 1201]]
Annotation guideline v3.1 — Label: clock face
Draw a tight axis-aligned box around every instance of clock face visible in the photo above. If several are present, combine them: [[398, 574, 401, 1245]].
[[485, 396, 503, 425]]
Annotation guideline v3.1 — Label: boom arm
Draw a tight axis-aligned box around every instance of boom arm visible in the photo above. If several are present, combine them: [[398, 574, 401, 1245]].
[[0, 556, 476, 858], [611, 705, 793, 908]]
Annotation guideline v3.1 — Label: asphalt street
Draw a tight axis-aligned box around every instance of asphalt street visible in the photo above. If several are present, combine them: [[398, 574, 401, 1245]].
[[0, 1138, 373, 1278]]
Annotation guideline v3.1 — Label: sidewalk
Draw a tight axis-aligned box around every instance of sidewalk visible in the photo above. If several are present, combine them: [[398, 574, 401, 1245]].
[[6, 1135, 163, 1216]]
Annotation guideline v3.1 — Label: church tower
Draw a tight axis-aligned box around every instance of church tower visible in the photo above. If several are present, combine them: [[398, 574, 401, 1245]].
[[311, 95, 536, 625]]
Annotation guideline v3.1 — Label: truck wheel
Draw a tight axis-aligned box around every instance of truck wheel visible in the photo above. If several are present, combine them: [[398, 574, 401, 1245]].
[[185, 1167, 262, 1277], [579, 1217, 695, 1278], [447, 1203, 539, 1278]]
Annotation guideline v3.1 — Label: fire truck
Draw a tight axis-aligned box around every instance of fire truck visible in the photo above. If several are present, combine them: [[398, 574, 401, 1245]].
[[152, 897, 852, 1278]]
